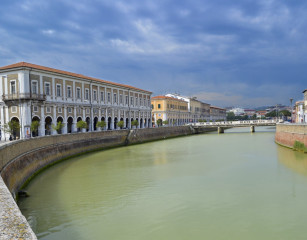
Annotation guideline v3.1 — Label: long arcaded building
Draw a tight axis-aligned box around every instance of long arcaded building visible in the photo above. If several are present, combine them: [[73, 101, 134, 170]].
[[0, 62, 152, 140]]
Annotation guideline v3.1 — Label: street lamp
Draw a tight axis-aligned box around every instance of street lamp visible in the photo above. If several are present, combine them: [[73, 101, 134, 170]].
[[290, 98, 293, 123]]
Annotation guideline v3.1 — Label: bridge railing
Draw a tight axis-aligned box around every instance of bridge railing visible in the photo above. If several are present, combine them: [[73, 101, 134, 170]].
[[188, 119, 279, 126]]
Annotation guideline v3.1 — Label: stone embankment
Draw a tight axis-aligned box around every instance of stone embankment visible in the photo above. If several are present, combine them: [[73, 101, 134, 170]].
[[275, 123, 307, 150], [0, 126, 215, 240]]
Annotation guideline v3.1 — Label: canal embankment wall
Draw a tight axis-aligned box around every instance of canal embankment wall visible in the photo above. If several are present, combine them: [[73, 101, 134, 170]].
[[0, 125, 211, 240], [275, 123, 307, 149]]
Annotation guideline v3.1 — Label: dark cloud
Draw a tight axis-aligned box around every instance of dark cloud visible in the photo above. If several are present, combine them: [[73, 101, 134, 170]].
[[0, 0, 306, 107]]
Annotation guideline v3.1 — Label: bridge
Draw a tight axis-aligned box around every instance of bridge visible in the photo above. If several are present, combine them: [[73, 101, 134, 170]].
[[188, 119, 279, 133]]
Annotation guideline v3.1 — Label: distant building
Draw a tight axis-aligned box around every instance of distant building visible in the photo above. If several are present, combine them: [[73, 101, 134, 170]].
[[151, 96, 189, 126], [295, 101, 305, 123], [256, 110, 267, 119], [228, 108, 245, 116], [244, 109, 256, 118], [165, 94, 210, 122], [210, 106, 226, 121]]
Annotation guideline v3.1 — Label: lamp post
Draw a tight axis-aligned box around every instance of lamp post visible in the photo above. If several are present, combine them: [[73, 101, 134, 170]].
[[290, 98, 293, 123]]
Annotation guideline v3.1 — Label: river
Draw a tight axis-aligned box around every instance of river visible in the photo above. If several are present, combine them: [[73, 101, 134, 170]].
[[18, 127, 307, 240]]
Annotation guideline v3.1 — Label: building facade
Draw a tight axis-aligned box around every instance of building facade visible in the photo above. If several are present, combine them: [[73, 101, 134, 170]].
[[165, 94, 210, 122], [304, 89, 307, 123], [151, 96, 189, 126], [0, 62, 152, 140], [295, 101, 305, 123], [210, 106, 227, 121]]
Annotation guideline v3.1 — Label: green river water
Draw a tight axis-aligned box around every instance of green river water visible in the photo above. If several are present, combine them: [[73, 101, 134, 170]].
[[18, 127, 307, 240]]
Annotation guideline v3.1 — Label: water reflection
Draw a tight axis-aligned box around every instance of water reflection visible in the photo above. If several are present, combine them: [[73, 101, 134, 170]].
[[277, 145, 307, 176]]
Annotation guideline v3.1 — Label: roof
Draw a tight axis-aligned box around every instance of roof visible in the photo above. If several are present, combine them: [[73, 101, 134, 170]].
[[0, 62, 152, 94], [151, 95, 187, 102], [210, 106, 226, 110]]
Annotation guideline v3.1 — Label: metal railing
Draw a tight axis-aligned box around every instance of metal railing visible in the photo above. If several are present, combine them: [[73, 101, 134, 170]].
[[2, 93, 46, 101], [188, 119, 280, 127]]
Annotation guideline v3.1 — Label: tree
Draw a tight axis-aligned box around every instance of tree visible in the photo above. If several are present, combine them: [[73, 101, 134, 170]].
[[156, 119, 162, 127], [52, 121, 65, 134], [117, 120, 124, 129], [280, 110, 291, 117], [162, 120, 169, 125], [251, 114, 257, 120], [265, 111, 277, 118], [3, 120, 21, 139], [227, 112, 236, 121], [77, 120, 87, 130], [31, 120, 40, 137], [96, 121, 106, 129], [131, 120, 138, 127]]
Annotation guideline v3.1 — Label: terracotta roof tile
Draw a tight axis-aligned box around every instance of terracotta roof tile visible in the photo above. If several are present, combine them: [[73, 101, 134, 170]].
[[0, 62, 152, 94]]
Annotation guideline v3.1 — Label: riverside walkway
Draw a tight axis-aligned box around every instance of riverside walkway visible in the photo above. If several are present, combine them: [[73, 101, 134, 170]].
[[189, 119, 279, 133]]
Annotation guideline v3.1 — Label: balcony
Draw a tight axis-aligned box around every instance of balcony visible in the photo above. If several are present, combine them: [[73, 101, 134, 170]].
[[2, 93, 46, 102]]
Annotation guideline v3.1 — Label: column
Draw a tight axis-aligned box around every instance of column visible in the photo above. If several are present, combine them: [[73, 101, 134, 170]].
[[111, 109, 114, 130], [4, 106, 9, 140], [52, 77, 55, 100], [0, 106, 4, 141], [138, 111, 140, 128], [73, 106, 77, 132], [63, 106, 68, 134], [105, 108, 108, 130], [52, 105, 57, 135], [63, 79, 66, 101], [90, 107, 94, 131], [40, 105, 45, 136], [123, 110, 126, 128], [39, 75, 43, 95]]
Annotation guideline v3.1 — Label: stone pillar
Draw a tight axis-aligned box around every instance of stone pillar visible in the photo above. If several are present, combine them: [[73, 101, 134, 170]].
[[52, 105, 57, 135], [111, 110, 114, 130], [0, 106, 4, 141], [63, 106, 67, 134], [250, 125, 255, 133], [105, 108, 108, 130], [40, 105, 45, 136], [218, 127, 224, 134]]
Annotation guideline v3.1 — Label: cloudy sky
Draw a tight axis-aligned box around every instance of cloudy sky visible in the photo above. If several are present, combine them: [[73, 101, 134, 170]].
[[0, 0, 306, 107]]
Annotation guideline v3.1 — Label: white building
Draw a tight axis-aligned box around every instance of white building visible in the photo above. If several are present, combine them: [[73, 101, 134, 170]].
[[0, 62, 152, 140], [228, 107, 245, 116], [295, 101, 305, 123]]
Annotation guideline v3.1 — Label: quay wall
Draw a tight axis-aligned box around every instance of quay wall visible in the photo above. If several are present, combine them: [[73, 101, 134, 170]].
[[275, 124, 307, 149], [0, 126, 201, 240]]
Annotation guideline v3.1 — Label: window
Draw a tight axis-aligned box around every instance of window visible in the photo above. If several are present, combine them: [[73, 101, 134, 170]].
[[78, 108, 82, 114], [158, 104, 161, 109], [56, 84, 61, 97], [100, 92, 104, 102], [107, 92, 111, 103], [148, 100, 150, 107], [114, 93, 117, 103], [130, 97, 134, 105], [45, 82, 50, 96], [67, 86, 72, 98], [120, 94, 123, 104], [68, 107, 72, 113], [152, 104, 154, 109], [140, 98, 142, 106], [86, 109, 90, 114], [33, 106, 38, 112], [125, 96, 128, 105], [46, 106, 51, 113], [58, 107, 62, 113], [76, 88, 81, 99], [85, 89, 89, 100], [10, 81, 16, 94], [32, 81, 38, 94], [93, 90, 97, 101], [136, 97, 138, 106], [11, 106, 17, 113], [94, 108, 97, 114]]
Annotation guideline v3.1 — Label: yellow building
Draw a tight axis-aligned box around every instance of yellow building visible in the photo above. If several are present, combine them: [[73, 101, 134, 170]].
[[151, 96, 189, 126]]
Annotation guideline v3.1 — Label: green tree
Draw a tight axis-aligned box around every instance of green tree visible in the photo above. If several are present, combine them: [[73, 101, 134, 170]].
[[52, 121, 65, 134], [96, 121, 106, 129], [156, 119, 162, 127], [31, 120, 40, 137], [265, 111, 277, 118], [131, 120, 139, 127], [117, 120, 124, 129], [3, 120, 21, 139], [280, 110, 291, 117], [77, 120, 87, 130], [226, 112, 236, 121], [162, 120, 169, 125]]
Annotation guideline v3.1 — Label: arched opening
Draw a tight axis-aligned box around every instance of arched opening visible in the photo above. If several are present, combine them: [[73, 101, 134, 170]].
[[101, 117, 106, 130], [10, 117, 20, 140], [93, 117, 98, 131], [144, 119, 147, 128], [77, 117, 82, 132], [31, 116, 40, 137], [126, 118, 129, 129], [108, 117, 112, 130], [136, 118, 139, 128], [67, 117, 73, 133], [114, 117, 118, 130], [45, 116, 52, 135], [140, 118, 143, 128], [86, 117, 90, 132], [56, 117, 64, 134]]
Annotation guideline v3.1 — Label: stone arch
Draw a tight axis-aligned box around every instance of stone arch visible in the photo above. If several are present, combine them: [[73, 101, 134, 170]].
[[140, 118, 143, 128], [93, 117, 98, 131], [10, 117, 20, 140], [108, 117, 112, 130], [67, 117, 73, 133], [45, 116, 53, 135], [86, 117, 90, 132], [126, 118, 129, 129], [56, 116, 64, 134], [114, 117, 118, 130], [31, 116, 40, 137], [77, 117, 82, 132]]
